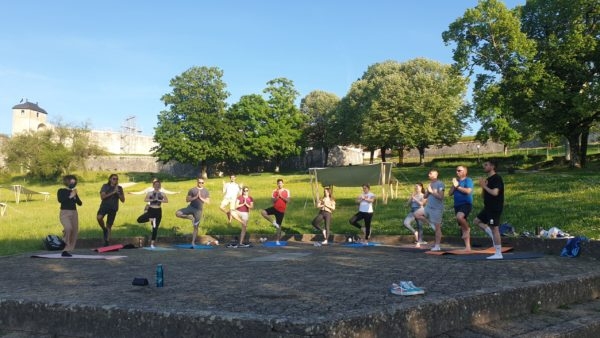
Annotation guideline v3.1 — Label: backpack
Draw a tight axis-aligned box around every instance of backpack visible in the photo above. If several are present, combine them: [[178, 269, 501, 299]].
[[43, 235, 66, 251], [560, 236, 585, 258], [499, 223, 516, 237]]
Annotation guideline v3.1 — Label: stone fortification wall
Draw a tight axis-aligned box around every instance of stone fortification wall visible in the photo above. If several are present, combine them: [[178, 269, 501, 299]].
[[89, 130, 157, 155], [84, 156, 197, 177], [404, 141, 505, 158], [302, 146, 363, 168]]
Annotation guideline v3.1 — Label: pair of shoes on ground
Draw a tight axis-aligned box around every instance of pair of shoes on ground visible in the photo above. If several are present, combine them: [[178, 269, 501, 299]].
[[227, 243, 251, 248], [430, 245, 442, 251], [390, 281, 425, 296]]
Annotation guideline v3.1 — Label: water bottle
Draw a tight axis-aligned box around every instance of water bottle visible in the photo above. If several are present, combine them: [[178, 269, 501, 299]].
[[156, 264, 164, 287]]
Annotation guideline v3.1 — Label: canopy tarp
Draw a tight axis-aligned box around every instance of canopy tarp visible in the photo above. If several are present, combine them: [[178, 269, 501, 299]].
[[308, 163, 397, 205]]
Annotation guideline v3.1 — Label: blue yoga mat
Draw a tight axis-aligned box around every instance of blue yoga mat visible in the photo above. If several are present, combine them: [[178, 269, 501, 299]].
[[173, 244, 214, 249], [262, 241, 288, 247], [142, 246, 175, 251], [342, 242, 381, 247], [444, 252, 544, 260]]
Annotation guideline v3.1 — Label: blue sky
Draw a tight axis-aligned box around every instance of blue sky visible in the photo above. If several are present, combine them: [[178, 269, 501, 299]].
[[0, 0, 524, 136]]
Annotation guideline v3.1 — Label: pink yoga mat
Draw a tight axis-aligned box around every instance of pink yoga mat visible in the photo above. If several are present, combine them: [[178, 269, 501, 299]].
[[31, 253, 126, 260]]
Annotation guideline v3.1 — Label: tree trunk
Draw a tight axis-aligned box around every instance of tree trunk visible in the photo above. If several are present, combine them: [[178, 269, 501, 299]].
[[580, 128, 589, 167], [369, 150, 374, 164], [418, 146, 426, 166], [503, 144, 508, 155], [323, 147, 330, 167], [397, 147, 404, 165], [200, 160, 208, 179], [380, 147, 386, 162], [567, 133, 581, 168]]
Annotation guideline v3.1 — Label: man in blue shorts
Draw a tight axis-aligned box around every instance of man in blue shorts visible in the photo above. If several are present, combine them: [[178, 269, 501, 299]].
[[449, 165, 474, 251]]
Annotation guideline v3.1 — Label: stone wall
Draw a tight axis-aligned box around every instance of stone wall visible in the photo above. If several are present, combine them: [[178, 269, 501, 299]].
[[84, 156, 198, 177], [89, 130, 157, 155]]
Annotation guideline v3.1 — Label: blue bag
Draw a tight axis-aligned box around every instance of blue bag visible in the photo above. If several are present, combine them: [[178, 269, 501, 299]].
[[560, 236, 585, 258]]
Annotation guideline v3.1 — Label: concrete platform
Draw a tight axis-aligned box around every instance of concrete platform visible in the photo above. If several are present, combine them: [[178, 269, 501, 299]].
[[1, 235, 599, 337]]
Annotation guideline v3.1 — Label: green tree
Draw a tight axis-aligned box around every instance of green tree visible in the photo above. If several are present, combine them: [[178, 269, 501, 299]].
[[226, 94, 273, 171], [338, 59, 468, 165], [444, 0, 600, 167], [1, 125, 105, 180], [262, 78, 304, 172], [153, 66, 234, 177], [300, 90, 340, 167]]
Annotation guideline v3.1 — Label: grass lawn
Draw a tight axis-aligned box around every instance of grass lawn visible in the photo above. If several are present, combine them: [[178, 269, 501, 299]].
[[1, 159, 599, 256]]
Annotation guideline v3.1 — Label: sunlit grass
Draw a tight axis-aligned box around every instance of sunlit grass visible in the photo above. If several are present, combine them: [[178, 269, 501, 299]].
[[2, 160, 600, 256]]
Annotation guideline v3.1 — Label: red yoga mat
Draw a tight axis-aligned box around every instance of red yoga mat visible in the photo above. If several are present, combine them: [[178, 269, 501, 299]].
[[94, 244, 124, 253]]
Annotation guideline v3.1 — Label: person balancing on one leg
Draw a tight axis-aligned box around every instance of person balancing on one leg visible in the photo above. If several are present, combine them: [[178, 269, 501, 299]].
[[261, 179, 290, 245], [220, 175, 240, 225], [473, 160, 505, 260], [449, 165, 474, 251]]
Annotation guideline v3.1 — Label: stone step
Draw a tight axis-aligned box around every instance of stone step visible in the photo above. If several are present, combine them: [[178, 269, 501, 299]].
[[437, 297, 600, 338]]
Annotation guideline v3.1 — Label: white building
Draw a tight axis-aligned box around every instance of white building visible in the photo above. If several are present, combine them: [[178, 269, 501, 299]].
[[10, 100, 156, 155]]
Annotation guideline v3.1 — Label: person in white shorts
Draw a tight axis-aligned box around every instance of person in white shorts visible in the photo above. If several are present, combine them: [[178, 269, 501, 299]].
[[230, 186, 254, 247], [220, 174, 240, 225]]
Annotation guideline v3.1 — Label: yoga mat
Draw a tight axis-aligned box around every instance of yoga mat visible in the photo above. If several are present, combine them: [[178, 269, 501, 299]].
[[32, 253, 126, 260], [142, 246, 175, 251], [444, 252, 544, 260], [425, 246, 514, 256], [94, 244, 124, 253], [447, 247, 514, 255], [342, 242, 381, 247], [173, 244, 214, 249], [262, 241, 288, 247]]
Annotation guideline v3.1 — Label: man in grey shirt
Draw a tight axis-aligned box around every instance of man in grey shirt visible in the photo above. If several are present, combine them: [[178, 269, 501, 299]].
[[176, 177, 210, 247], [415, 169, 445, 251]]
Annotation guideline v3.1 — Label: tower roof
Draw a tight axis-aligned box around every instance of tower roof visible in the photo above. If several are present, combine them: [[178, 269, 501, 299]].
[[12, 101, 47, 114]]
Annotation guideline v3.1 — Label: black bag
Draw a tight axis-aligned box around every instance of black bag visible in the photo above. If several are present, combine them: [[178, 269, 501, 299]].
[[43, 235, 65, 251], [132, 277, 149, 286]]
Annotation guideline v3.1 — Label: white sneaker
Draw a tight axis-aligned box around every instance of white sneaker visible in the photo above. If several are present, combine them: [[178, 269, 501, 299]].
[[415, 242, 421, 248], [486, 253, 503, 260], [275, 241, 281, 246], [272, 222, 280, 229], [150, 244, 155, 249], [321, 240, 328, 245], [430, 245, 441, 251]]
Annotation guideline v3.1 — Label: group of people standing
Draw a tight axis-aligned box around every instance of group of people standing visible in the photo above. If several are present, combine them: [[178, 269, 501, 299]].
[[56, 160, 503, 258], [403, 160, 505, 259]]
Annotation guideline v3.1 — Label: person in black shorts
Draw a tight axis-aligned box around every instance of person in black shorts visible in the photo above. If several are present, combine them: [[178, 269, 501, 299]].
[[97, 174, 125, 246], [260, 179, 290, 245], [473, 160, 505, 260]]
